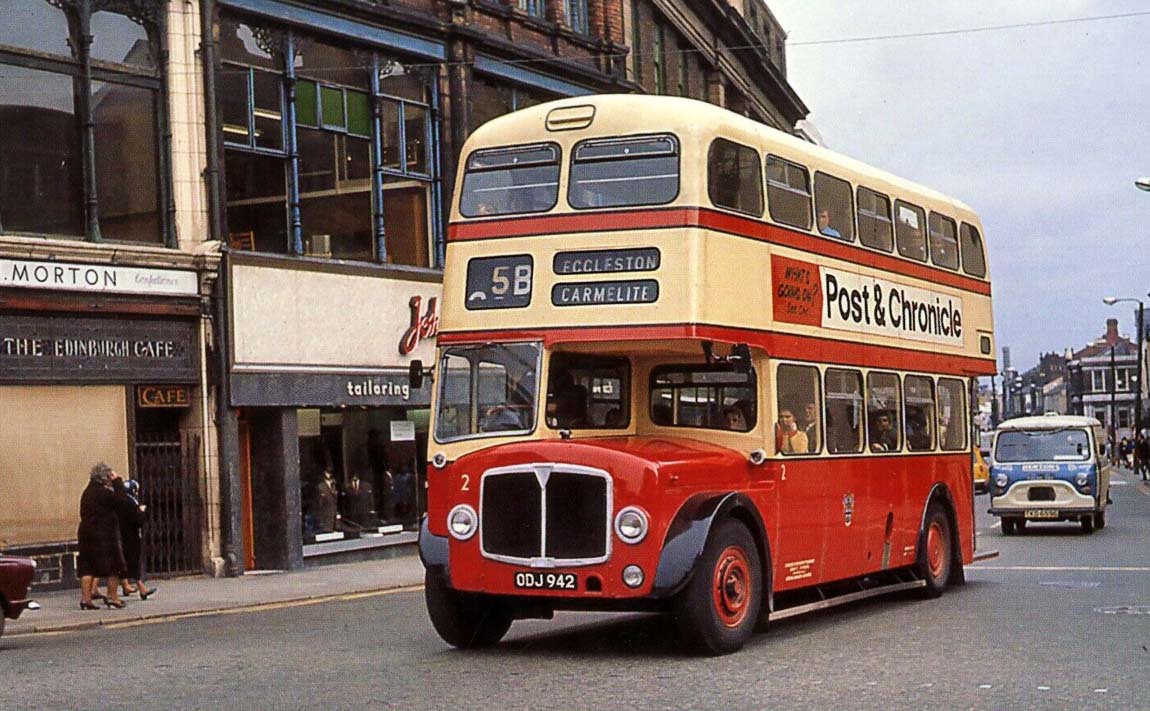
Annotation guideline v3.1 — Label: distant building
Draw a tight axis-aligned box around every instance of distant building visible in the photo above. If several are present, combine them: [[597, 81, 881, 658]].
[[1066, 318, 1141, 442]]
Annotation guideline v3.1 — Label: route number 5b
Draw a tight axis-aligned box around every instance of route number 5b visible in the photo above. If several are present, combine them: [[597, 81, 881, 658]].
[[491, 264, 532, 296]]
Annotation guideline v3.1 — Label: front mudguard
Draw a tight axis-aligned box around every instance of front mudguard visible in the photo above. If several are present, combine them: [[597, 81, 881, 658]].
[[419, 516, 451, 583], [651, 492, 771, 608]]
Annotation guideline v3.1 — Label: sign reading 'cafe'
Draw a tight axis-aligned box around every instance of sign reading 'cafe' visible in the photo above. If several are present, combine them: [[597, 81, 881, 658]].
[[0, 258, 199, 297]]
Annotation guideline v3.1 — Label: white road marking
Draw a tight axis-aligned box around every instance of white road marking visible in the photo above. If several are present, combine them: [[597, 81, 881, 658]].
[[1111, 480, 1128, 486], [989, 520, 1001, 529], [978, 684, 992, 689], [1037, 686, 1051, 691]]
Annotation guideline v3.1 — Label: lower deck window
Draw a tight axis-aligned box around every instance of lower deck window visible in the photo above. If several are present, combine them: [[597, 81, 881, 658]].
[[650, 365, 756, 432]]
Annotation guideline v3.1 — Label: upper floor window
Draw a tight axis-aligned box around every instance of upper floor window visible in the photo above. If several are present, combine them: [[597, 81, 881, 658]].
[[766, 155, 812, 230], [460, 143, 561, 217], [814, 172, 854, 242], [857, 186, 893, 252], [518, 0, 544, 17], [650, 365, 757, 432], [565, 0, 588, 34], [959, 223, 987, 278], [569, 135, 679, 209], [708, 139, 762, 216], [895, 200, 927, 262]]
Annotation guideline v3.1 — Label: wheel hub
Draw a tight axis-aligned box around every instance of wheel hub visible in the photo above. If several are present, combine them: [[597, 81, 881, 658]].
[[712, 546, 752, 628]]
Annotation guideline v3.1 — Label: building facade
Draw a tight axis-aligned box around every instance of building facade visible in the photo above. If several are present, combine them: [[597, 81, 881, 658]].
[[1066, 318, 1141, 444], [0, 0, 220, 587]]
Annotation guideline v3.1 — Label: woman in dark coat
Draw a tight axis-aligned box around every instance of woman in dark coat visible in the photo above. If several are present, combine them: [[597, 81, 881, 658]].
[[114, 479, 155, 599], [77, 463, 127, 609]]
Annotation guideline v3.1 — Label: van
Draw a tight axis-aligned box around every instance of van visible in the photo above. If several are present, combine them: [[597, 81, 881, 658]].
[[988, 415, 1111, 534]]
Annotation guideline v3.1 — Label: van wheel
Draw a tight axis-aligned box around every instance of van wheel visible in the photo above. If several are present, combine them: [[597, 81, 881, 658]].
[[916, 503, 953, 598], [1081, 515, 1095, 534], [1001, 518, 1015, 535], [673, 519, 762, 656], [424, 570, 513, 649], [1094, 509, 1106, 530]]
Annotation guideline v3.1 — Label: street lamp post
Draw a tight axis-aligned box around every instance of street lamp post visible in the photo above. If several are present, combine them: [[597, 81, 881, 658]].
[[1111, 343, 1118, 462], [1104, 296, 1145, 438]]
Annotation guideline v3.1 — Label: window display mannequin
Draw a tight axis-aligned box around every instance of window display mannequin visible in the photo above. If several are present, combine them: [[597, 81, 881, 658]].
[[345, 472, 377, 528], [313, 466, 339, 533]]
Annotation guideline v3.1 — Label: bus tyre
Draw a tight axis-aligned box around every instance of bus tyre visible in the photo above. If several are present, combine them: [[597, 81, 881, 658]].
[[424, 570, 513, 649], [673, 519, 762, 656], [1081, 515, 1095, 534], [916, 504, 953, 598]]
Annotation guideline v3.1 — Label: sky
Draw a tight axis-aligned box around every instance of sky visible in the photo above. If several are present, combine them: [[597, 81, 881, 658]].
[[768, 0, 1150, 372]]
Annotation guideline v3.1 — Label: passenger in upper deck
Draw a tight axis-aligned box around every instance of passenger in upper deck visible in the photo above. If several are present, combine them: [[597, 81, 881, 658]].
[[817, 209, 841, 239]]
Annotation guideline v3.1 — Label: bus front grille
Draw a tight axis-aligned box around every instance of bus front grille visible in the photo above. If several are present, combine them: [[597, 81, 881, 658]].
[[480, 464, 612, 566]]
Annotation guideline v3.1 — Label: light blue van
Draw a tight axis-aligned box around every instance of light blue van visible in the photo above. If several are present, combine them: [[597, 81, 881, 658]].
[[988, 415, 1111, 535]]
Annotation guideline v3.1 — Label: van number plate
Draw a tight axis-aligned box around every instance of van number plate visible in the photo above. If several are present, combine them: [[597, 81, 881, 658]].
[[514, 572, 577, 590], [1024, 509, 1059, 519]]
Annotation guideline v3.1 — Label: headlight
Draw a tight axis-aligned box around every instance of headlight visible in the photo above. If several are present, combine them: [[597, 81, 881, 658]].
[[614, 506, 649, 544], [1075, 472, 1089, 487], [447, 504, 478, 541], [622, 565, 645, 588], [995, 473, 1009, 488]]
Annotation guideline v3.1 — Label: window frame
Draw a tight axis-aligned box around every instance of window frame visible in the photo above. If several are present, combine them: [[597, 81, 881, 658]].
[[707, 138, 764, 217], [568, 133, 681, 210], [460, 141, 562, 218], [894, 199, 928, 263], [776, 363, 822, 456], [824, 367, 865, 455], [857, 185, 894, 253], [903, 374, 937, 452], [866, 370, 903, 453], [648, 364, 758, 432], [959, 222, 988, 278], [928, 211, 960, 271], [813, 171, 855, 243], [766, 154, 813, 230], [937, 377, 968, 451]]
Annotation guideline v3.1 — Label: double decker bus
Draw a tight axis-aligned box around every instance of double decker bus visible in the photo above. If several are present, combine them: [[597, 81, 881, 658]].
[[416, 95, 995, 655]]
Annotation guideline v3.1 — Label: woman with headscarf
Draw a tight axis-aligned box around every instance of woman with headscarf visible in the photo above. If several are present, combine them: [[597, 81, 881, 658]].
[[114, 479, 156, 600], [77, 463, 128, 609]]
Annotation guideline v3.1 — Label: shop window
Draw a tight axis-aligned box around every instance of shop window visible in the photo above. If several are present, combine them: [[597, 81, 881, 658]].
[[708, 138, 763, 216], [650, 365, 757, 432], [460, 143, 560, 217], [959, 222, 987, 278], [570, 134, 679, 209], [814, 172, 854, 242], [825, 368, 864, 454], [928, 212, 959, 270], [858, 186, 893, 252], [867, 371, 902, 453], [767, 155, 813, 230], [937, 378, 967, 451], [547, 353, 631, 429], [895, 200, 927, 262], [776, 364, 821, 455], [0, 1, 166, 244], [904, 375, 936, 451]]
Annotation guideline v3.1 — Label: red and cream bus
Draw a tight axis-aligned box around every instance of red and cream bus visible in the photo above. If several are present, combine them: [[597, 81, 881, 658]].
[[415, 95, 995, 655]]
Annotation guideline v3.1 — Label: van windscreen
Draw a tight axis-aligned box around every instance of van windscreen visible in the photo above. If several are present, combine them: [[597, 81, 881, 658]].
[[994, 429, 1091, 462]]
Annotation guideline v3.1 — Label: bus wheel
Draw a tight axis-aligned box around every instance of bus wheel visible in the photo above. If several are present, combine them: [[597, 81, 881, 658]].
[[1081, 515, 1095, 534], [673, 519, 762, 656], [424, 570, 513, 649], [916, 504, 953, 598]]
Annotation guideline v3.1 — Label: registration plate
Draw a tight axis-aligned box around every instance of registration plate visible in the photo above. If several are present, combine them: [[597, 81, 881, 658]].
[[513, 571, 578, 590], [1024, 509, 1059, 519]]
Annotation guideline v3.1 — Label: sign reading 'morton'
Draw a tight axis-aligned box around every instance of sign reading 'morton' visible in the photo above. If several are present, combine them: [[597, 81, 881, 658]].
[[771, 255, 964, 346], [0, 258, 199, 297]]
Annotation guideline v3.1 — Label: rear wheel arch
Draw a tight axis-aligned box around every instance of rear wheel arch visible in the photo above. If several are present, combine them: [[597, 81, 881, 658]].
[[918, 484, 964, 586]]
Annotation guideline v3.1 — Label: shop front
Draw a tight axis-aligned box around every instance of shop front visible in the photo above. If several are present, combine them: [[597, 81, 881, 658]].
[[226, 253, 439, 570], [0, 256, 208, 588]]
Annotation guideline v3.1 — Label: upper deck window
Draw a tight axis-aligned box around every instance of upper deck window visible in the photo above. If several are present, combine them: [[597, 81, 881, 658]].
[[460, 143, 560, 217], [650, 365, 757, 432], [928, 212, 959, 270], [707, 139, 763, 216], [814, 172, 855, 242], [895, 200, 927, 262], [959, 223, 987, 278], [857, 187, 893, 252], [569, 134, 679, 209], [766, 156, 813, 230]]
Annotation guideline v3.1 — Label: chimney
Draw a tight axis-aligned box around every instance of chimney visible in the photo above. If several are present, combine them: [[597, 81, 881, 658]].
[[1106, 318, 1119, 344]]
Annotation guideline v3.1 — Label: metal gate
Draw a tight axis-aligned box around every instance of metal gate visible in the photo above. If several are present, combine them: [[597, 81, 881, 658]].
[[133, 433, 203, 576]]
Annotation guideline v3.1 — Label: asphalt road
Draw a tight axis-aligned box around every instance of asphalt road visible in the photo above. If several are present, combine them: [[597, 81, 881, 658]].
[[4, 472, 1150, 711]]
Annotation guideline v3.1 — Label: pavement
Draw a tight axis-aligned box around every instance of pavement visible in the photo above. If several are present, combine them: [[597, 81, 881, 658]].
[[6, 553, 426, 637]]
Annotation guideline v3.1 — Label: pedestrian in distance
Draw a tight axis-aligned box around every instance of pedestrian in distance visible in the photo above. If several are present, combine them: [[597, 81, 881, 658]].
[[1136, 433, 1150, 483], [114, 479, 156, 600], [77, 463, 128, 610]]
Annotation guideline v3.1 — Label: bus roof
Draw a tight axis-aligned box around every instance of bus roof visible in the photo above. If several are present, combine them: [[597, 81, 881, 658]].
[[464, 94, 979, 219]]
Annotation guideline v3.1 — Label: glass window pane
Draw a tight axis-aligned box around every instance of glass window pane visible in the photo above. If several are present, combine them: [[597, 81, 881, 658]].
[[295, 39, 369, 90], [347, 90, 371, 137], [469, 77, 512, 134], [904, 375, 936, 451], [320, 86, 345, 129], [547, 354, 631, 429], [379, 98, 401, 170], [895, 200, 927, 262], [460, 143, 560, 217], [767, 156, 812, 229], [707, 138, 763, 215], [252, 69, 282, 151], [825, 368, 863, 454], [960, 223, 987, 277], [93, 81, 160, 243], [814, 172, 854, 242], [649, 365, 756, 431], [571, 135, 679, 209], [377, 60, 427, 102], [220, 65, 250, 144], [404, 103, 428, 174], [857, 187, 893, 252], [219, 16, 281, 70], [91, 12, 155, 70], [867, 371, 902, 452], [224, 149, 288, 253], [928, 212, 959, 270], [0, 0, 72, 58], [296, 79, 318, 128], [383, 181, 430, 268], [301, 192, 373, 261], [777, 364, 820, 455], [937, 378, 967, 451], [0, 66, 83, 235], [436, 343, 540, 441]]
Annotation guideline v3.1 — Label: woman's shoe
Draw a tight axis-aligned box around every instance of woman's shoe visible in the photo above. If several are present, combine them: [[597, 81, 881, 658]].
[[80, 601, 99, 610], [139, 587, 156, 601], [91, 592, 107, 602], [104, 599, 126, 609]]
